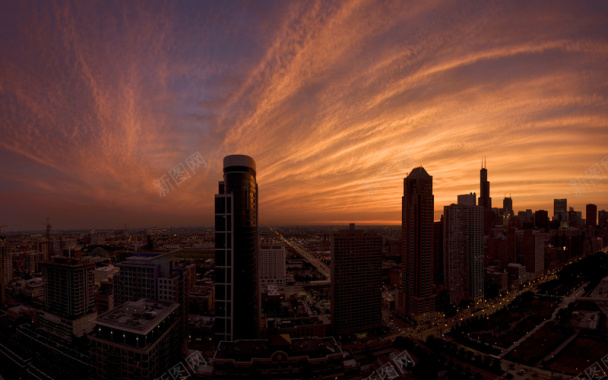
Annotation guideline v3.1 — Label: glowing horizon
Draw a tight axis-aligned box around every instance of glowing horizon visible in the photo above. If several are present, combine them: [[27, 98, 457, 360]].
[[1, 1, 607, 231]]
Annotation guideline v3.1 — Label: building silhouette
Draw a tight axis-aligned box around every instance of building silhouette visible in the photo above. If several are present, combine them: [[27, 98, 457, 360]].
[[478, 158, 492, 210], [478, 159, 494, 234], [400, 167, 436, 322], [587, 204, 598, 228], [331, 224, 382, 335], [214, 154, 260, 342], [503, 196, 513, 216], [599, 210, 608, 229], [457, 192, 476, 206], [535, 210, 549, 230], [444, 203, 484, 305], [554, 199, 568, 222], [523, 230, 545, 280]]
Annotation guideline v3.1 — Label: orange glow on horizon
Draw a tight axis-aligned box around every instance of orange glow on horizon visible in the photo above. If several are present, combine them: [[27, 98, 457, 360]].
[[1, 1, 607, 230]]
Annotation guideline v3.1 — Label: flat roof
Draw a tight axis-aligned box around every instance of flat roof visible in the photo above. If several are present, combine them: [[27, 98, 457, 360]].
[[215, 337, 341, 361], [93, 300, 179, 335]]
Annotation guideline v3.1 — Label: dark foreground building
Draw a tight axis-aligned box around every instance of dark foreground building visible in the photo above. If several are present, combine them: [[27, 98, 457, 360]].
[[331, 224, 382, 335], [89, 299, 182, 380], [214, 154, 260, 342]]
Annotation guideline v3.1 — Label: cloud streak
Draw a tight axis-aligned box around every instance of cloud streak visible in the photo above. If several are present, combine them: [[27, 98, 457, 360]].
[[0, 0, 607, 230]]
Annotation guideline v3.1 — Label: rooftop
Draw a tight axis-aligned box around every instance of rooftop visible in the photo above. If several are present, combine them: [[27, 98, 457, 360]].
[[407, 166, 430, 179], [93, 299, 179, 335], [215, 336, 341, 361]]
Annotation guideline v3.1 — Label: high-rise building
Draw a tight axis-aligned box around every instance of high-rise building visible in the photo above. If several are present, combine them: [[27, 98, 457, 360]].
[[478, 159, 494, 234], [214, 154, 260, 342], [478, 158, 492, 210], [42, 254, 95, 318], [89, 299, 182, 380], [457, 193, 476, 206], [443, 204, 484, 305], [433, 218, 444, 286], [503, 196, 513, 216], [599, 210, 608, 229], [39, 253, 97, 341], [114, 252, 186, 307], [568, 208, 582, 228], [534, 210, 549, 230], [113, 252, 188, 353], [260, 245, 286, 287], [523, 230, 545, 280], [587, 204, 598, 228], [554, 199, 568, 221], [401, 167, 436, 321], [331, 225, 382, 335]]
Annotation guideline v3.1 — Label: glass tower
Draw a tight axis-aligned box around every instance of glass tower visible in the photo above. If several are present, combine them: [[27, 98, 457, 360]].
[[214, 154, 259, 342]]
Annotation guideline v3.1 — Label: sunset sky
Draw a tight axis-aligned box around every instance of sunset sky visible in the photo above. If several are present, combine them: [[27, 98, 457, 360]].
[[1, 0, 608, 231]]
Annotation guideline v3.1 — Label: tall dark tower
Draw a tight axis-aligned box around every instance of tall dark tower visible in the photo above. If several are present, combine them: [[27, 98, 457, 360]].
[[479, 158, 494, 234], [586, 204, 597, 228], [478, 157, 492, 210], [503, 196, 513, 216], [331, 225, 382, 335], [401, 167, 436, 322], [214, 155, 260, 342]]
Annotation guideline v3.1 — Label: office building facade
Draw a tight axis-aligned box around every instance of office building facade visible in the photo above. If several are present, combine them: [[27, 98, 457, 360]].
[[331, 226, 382, 335], [401, 167, 436, 321], [444, 204, 485, 305], [260, 245, 286, 287]]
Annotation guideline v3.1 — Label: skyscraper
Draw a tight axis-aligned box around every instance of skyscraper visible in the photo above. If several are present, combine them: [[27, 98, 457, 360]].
[[331, 225, 382, 335], [554, 199, 567, 221], [586, 204, 598, 228], [535, 210, 549, 230], [478, 158, 492, 210], [402, 167, 436, 322], [214, 154, 260, 342], [599, 210, 608, 229], [444, 203, 484, 305], [523, 230, 545, 280], [503, 196, 513, 216], [478, 158, 494, 234]]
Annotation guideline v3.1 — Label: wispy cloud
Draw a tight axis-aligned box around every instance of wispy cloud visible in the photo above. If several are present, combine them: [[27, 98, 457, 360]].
[[0, 0, 607, 229]]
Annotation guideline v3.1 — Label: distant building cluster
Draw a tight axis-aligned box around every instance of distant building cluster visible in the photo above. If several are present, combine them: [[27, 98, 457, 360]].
[[1, 153, 607, 379]]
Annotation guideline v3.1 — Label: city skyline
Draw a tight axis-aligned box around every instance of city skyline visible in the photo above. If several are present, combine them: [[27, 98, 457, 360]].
[[2, 1, 608, 230]]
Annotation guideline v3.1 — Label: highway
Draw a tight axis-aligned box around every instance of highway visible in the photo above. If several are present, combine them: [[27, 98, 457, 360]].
[[269, 228, 330, 280]]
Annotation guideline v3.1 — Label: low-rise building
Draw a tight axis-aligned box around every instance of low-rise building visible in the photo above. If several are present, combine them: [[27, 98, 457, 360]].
[[212, 336, 346, 379]]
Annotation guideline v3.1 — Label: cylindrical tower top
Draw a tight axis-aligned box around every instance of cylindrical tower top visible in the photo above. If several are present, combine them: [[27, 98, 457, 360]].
[[223, 154, 256, 174]]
